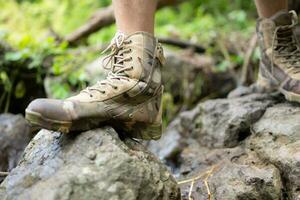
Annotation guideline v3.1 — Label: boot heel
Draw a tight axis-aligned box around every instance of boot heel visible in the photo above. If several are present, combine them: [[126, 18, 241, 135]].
[[123, 122, 162, 140], [117, 88, 163, 140], [257, 62, 278, 92]]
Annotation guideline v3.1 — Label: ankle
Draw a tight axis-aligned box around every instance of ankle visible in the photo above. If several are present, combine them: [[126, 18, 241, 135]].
[[116, 26, 154, 36]]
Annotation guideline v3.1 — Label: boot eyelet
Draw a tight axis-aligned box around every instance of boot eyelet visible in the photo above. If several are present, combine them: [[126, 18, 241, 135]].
[[129, 57, 133, 61], [131, 66, 134, 69], [114, 86, 118, 90], [90, 95, 93, 98]]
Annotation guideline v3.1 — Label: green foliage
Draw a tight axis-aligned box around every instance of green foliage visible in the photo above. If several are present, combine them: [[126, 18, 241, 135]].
[[155, 1, 256, 46], [0, 0, 111, 39], [162, 92, 177, 128], [0, 32, 99, 112]]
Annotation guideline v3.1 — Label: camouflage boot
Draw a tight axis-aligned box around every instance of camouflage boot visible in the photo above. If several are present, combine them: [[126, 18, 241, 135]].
[[25, 32, 165, 140], [257, 10, 300, 102]]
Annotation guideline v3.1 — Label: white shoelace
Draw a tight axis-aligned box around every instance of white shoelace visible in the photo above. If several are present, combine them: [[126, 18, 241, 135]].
[[83, 32, 133, 95]]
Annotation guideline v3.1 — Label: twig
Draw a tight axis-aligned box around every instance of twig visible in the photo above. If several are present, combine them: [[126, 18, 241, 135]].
[[204, 165, 218, 200], [188, 179, 195, 200], [217, 37, 239, 85], [178, 163, 223, 200], [177, 171, 208, 185], [204, 180, 211, 200], [241, 33, 257, 85], [158, 37, 205, 53], [0, 171, 9, 176]]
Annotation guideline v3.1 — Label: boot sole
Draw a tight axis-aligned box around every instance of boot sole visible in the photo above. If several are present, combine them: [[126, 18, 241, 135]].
[[25, 109, 72, 133], [258, 62, 300, 103], [120, 121, 162, 140], [25, 109, 162, 140]]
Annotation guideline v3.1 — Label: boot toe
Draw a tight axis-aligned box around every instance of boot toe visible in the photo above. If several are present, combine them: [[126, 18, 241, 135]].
[[26, 99, 71, 121]]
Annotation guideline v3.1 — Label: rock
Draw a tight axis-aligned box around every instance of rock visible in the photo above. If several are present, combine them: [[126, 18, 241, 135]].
[[195, 93, 275, 148], [227, 85, 256, 98], [249, 103, 300, 200], [148, 91, 300, 199], [148, 93, 276, 164], [162, 50, 235, 108], [147, 119, 183, 165], [0, 114, 31, 183], [176, 137, 282, 200], [179, 147, 282, 200], [1, 128, 180, 200]]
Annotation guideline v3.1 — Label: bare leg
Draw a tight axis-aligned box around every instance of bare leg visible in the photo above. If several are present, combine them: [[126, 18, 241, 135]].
[[255, 0, 288, 18], [112, 0, 158, 35]]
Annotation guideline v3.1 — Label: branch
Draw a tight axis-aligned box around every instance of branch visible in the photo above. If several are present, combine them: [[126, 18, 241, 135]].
[[158, 37, 205, 53], [0, 171, 9, 176], [65, 0, 187, 45], [241, 34, 257, 85], [65, 6, 114, 45]]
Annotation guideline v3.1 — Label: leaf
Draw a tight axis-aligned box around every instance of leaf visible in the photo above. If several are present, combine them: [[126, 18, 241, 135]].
[[5, 52, 23, 61], [14, 80, 26, 99], [0, 72, 12, 91]]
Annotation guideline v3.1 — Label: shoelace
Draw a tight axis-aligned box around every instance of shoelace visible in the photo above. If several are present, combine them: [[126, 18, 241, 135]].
[[271, 11, 300, 74], [83, 32, 133, 96]]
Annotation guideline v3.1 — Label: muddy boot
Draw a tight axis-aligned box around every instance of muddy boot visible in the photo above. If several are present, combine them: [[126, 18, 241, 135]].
[[25, 32, 165, 140], [257, 10, 300, 102]]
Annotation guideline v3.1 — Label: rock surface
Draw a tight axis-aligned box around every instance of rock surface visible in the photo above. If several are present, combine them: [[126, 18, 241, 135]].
[[0, 114, 31, 183], [148, 93, 276, 164], [0, 127, 180, 200], [148, 91, 300, 200], [249, 103, 300, 200], [2, 89, 300, 200]]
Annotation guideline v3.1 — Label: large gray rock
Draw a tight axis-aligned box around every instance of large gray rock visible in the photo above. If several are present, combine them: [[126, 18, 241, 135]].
[[148, 91, 300, 199], [0, 114, 31, 182], [178, 141, 283, 200], [0, 128, 180, 200], [148, 93, 276, 165], [195, 93, 275, 148], [249, 103, 300, 200]]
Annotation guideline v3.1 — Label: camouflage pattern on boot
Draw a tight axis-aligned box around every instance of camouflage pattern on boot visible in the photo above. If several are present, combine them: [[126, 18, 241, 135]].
[[25, 32, 165, 140], [257, 10, 300, 102]]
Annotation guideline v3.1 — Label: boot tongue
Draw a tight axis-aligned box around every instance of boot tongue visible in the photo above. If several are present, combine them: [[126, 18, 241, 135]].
[[271, 11, 293, 26]]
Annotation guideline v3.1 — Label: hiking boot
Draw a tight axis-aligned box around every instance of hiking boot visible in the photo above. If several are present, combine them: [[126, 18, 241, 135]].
[[256, 10, 300, 102], [25, 32, 165, 140]]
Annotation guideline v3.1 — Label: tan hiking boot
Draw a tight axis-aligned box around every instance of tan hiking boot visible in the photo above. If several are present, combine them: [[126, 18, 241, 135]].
[[25, 32, 165, 140], [257, 10, 300, 102]]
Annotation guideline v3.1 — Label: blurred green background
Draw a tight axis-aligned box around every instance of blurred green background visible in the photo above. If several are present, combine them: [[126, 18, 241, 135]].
[[0, 0, 256, 45]]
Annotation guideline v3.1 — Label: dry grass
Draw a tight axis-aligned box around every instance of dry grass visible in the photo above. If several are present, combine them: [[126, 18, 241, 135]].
[[178, 162, 223, 200]]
